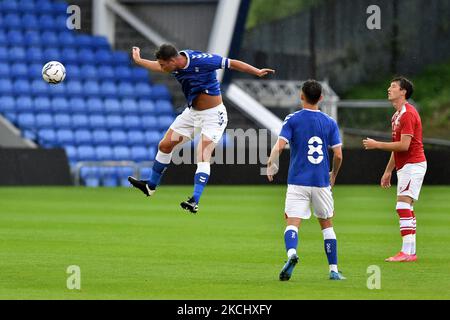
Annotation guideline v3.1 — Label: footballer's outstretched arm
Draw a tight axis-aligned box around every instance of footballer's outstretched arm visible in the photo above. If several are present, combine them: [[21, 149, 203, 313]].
[[267, 138, 287, 182], [229, 59, 275, 78], [132, 47, 164, 73]]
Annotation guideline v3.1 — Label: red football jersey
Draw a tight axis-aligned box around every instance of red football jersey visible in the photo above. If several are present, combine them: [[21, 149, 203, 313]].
[[391, 103, 426, 170]]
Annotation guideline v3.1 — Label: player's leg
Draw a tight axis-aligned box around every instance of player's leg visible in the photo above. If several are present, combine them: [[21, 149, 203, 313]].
[[129, 129, 189, 196], [279, 185, 311, 281], [180, 104, 227, 213], [386, 162, 426, 261], [129, 107, 194, 197], [312, 186, 345, 280], [180, 135, 216, 213]]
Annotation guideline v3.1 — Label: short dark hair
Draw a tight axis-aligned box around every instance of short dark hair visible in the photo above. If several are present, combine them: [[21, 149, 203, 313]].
[[391, 76, 414, 99], [155, 44, 179, 60], [301, 80, 322, 104]]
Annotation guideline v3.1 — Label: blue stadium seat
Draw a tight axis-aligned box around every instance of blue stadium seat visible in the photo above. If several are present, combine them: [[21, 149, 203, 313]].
[[0, 31, 6, 46], [52, 2, 69, 15], [6, 30, 23, 45], [0, 1, 19, 13], [54, 113, 72, 129], [100, 167, 118, 187], [95, 49, 113, 65], [123, 115, 142, 130], [117, 167, 134, 187], [91, 36, 110, 50], [130, 146, 148, 162], [106, 115, 123, 130], [64, 145, 78, 163], [22, 129, 36, 141], [17, 113, 35, 129], [16, 96, 34, 113], [43, 48, 61, 62], [47, 83, 66, 97], [31, 80, 48, 96], [86, 98, 104, 114], [100, 82, 117, 98], [92, 130, 110, 146], [80, 65, 97, 79], [12, 80, 30, 95], [27, 47, 44, 63], [158, 116, 174, 130], [110, 130, 127, 145], [147, 145, 157, 160], [65, 64, 81, 81], [77, 48, 95, 64], [72, 114, 89, 129], [38, 129, 57, 147], [141, 116, 158, 130], [24, 31, 41, 46], [151, 84, 171, 101], [8, 47, 26, 62], [74, 34, 92, 48], [98, 66, 115, 81], [51, 97, 70, 113], [104, 98, 121, 114], [11, 63, 28, 79], [40, 30, 58, 46], [58, 32, 76, 47], [60, 48, 78, 65], [3, 112, 17, 123], [4, 14, 22, 29], [54, 16, 69, 31], [80, 167, 100, 187], [65, 80, 83, 96], [121, 98, 139, 115], [22, 14, 39, 29], [127, 130, 145, 146], [118, 82, 135, 98], [74, 129, 92, 145], [69, 97, 87, 114], [0, 96, 15, 113], [0, 63, 11, 78], [144, 130, 161, 146], [89, 115, 106, 129], [134, 83, 152, 99], [139, 167, 152, 180], [39, 15, 57, 31], [77, 145, 96, 161], [113, 146, 130, 161], [114, 66, 132, 81], [34, 97, 51, 113], [35, 113, 53, 129], [96, 146, 113, 161], [111, 51, 129, 65], [28, 64, 43, 80], [83, 81, 100, 97], [0, 47, 8, 61], [132, 68, 150, 83], [0, 79, 13, 95]]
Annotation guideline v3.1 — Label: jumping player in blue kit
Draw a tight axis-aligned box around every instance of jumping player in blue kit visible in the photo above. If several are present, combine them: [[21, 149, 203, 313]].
[[266, 80, 346, 281], [128, 44, 274, 213]]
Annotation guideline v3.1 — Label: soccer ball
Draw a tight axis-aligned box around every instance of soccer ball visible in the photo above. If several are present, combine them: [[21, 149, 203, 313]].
[[42, 61, 66, 84]]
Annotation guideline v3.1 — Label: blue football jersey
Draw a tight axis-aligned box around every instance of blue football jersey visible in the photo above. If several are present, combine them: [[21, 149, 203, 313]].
[[172, 50, 230, 106], [279, 109, 342, 187]]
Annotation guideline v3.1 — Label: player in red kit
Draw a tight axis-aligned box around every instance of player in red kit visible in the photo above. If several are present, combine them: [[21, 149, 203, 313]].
[[363, 77, 426, 262]]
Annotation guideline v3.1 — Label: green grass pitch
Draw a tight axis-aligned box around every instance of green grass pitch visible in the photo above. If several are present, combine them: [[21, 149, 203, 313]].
[[0, 185, 449, 300]]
